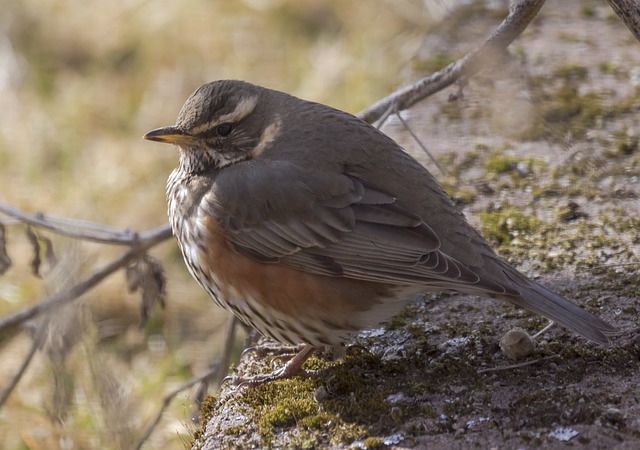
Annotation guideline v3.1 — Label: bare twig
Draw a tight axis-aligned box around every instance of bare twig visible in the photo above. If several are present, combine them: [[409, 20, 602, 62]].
[[0, 203, 173, 411], [0, 222, 11, 275], [607, 0, 640, 42], [0, 318, 49, 408], [216, 315, 238, 387], [374, 101, 398, 130], [589, 262, 640, 269], [395, 111, 446, 175], [0, 224, 172, 338], [0, 202, 163, 245], [133, 364, 222, 450], [357, 0, 546, 124], [478, 354, 559, 374], [190, 315, 238, 424], [532, 321, 556, 339]]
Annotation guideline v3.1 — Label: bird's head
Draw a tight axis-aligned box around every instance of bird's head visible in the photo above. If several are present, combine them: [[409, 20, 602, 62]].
[[144, 80, 282, 173]]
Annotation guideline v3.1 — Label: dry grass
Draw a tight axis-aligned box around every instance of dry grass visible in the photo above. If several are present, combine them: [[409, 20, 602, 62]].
[[0, 1, 430, 448]]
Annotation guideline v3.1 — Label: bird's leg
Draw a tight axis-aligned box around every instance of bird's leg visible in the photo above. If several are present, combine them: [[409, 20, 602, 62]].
[[226, 344, 319, 388], [532, 320, 556, 339]]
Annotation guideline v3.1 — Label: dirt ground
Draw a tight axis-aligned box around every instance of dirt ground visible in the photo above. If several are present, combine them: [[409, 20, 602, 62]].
[[194, 1, 639, 448]]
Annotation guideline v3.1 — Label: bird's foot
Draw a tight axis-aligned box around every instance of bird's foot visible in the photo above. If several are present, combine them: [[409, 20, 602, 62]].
[[224, 344, 318, 388]]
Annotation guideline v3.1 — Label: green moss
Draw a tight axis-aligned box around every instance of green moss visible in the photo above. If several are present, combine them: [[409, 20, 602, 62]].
[[362, 436, 385, 449], [451, 188, 477, 206], [556, 31, 592, 45], [514, 315, 547, 332], [480, 149, 547, 190], [241, 377, 320, 432], [191, 395, 219, 445], [608, 131, 639, 157], [265, 399, 313, 427], [580, 5, 595, 17], [298, 411, 334, 429], [438, 100, 463, 121], [223, 350, 417, 447], [542, 84, 604, 137], [442, 397, 474, 417], [479, 207, 542, 246], [518, 76, 616, 141], [222, 425, 244, 437], [612, 86, 640, 116], [617, 136, 638, 155], [555, 202, 588, 222], [599, 61, 622, 75], [484, 153, 519, 174], [510, 45, 527, 62], [476, 321, 494, 336], [552, 64, 588, 82]]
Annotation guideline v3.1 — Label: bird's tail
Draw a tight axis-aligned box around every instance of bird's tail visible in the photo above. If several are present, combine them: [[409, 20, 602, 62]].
[[499, 271, 618, 345]]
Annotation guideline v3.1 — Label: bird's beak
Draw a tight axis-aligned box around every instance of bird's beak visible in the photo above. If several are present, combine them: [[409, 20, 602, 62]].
[[143, 126, 197, 145]]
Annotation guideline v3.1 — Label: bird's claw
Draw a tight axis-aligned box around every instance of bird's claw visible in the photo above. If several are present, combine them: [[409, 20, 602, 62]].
[[224, 365, 320, 389]]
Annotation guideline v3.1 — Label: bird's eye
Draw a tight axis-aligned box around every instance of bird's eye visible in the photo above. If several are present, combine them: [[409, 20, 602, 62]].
[[216, 123, 233, 137]]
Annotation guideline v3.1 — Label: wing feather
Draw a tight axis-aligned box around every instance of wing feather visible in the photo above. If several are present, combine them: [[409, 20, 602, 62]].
[[205, 162, 512, 295]]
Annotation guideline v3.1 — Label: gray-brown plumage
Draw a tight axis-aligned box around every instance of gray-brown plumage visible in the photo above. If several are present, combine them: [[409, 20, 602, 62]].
[[144, 80, 616, 380]]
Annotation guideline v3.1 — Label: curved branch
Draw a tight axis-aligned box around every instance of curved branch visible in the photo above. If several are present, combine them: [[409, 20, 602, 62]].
[[133, 364, 221, 450], [606, 0, 640, 42], [0, 318, 48, 408], [0, 224, 172, 337], [357, 0, 546, 124], [0, 202, 167, 245]]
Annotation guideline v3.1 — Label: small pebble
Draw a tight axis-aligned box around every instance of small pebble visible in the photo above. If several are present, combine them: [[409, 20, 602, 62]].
[[313, 385, 329, 403], [499, 328, 535, 360]]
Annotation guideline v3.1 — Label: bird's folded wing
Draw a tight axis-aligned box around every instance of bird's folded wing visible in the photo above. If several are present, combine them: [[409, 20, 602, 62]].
[[204, 160, 515, 294]]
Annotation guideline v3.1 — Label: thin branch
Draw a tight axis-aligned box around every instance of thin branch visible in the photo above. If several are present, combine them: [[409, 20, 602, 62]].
[[0, 318, 49, 408], [134, 364, 221, 450], [216, 315, 238, 387], [374, 101, 398, 130], [0, 203, 173, 411], [357, 0, 546, 124], [395, 111, 446, 175], [607, 0, 640, 43], [190, 315, 238, 424], [532, 321, 556, 339], [0, 202, 170, 245], [0, 224, 172, 337], [589, 262, 640, 269], [477, 354, 559, 374], [0, 222, 10, 275]]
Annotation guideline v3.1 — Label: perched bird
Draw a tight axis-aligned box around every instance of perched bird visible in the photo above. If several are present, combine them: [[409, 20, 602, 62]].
[[144, 80, 616, 382]]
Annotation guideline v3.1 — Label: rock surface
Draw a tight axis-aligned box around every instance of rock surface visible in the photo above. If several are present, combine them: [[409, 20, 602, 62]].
[[194, 1, 640, 448]]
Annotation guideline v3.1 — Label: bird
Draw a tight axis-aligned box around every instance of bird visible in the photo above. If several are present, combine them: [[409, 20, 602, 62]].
[[144, 80, 617, 383]]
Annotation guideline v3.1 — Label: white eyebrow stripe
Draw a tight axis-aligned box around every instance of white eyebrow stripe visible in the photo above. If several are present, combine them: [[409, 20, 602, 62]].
[[189, 95, 259, 135], [250, 116, 282, 158]]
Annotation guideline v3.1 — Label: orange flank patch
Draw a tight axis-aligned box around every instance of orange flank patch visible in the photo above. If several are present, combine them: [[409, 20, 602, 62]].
[[197, 214, 394, 330]]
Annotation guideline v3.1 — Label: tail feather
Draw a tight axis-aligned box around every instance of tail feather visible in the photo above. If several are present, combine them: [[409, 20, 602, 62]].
[[500, 272, 618, 345]]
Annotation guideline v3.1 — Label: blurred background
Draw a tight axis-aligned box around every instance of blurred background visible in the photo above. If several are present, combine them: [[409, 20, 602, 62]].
[[3, 0, 639, 448], [0, 0, 436, 448]]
